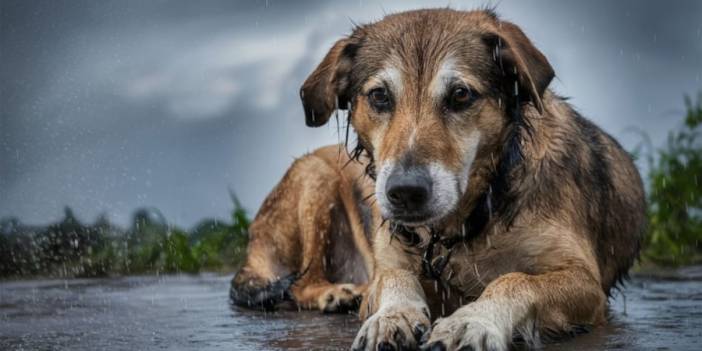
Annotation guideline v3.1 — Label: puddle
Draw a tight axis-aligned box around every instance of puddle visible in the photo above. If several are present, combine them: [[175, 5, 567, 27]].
[[1, 269, 700, 350]]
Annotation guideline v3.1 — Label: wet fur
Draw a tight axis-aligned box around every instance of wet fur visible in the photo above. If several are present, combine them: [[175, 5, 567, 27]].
[[299, 8, 646, 350], [230, 145, 376, 312]]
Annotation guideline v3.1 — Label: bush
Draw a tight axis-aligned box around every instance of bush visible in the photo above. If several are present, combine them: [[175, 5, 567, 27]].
[[639, 94, 702, 265], [0, 195, 250, 278]]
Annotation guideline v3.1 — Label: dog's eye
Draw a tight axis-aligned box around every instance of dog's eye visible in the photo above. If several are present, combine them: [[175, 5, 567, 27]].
[[368, 87, 390, 110], [447, 85, 474, 111]]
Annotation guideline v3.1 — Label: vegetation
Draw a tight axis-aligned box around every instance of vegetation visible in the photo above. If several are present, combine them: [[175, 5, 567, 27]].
[[638, 94, 702, 266], [0, 194, 250, 278]]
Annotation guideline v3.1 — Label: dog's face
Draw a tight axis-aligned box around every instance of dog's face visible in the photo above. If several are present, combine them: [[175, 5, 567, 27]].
[[301, 9, 553, 226]]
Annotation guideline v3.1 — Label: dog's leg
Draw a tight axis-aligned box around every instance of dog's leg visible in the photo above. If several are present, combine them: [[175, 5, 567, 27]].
[[289, 162, 368, 313], [351, 268, 431, 350], [424, 266, 606, 351], [424, 226, 608, 350], [230, 236, 297, 309]]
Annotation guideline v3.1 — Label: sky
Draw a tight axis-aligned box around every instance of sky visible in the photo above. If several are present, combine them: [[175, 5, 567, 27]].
[[1, 0, 701, 228]]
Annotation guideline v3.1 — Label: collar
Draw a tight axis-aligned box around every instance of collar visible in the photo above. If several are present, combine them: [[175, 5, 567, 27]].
[[389, 186, 494, 282]]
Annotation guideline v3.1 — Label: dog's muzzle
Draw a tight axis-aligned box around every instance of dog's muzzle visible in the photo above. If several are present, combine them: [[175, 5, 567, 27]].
[[384, 166, 433, 222]]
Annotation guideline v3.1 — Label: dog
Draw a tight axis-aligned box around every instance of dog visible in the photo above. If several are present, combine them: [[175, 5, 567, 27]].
[[297, 8, 646, 351], [230, 145, 377, 312]]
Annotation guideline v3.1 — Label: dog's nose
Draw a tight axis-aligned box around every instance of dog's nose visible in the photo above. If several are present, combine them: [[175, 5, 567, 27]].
[[385, 169, 432, 211]]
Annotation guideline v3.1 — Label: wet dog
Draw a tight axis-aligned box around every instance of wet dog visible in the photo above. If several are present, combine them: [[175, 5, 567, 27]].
[[230, 145, 376, 312], [297, 8, 646, 350]]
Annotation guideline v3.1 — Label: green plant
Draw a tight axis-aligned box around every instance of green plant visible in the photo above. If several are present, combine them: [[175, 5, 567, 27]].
[[190, 191, 250, 271], [641, 94, 702, 265], [0, 192, 251, 278]]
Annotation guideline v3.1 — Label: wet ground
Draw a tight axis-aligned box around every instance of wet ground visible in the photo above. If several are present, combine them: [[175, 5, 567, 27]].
[[1, 267, 701, 351]]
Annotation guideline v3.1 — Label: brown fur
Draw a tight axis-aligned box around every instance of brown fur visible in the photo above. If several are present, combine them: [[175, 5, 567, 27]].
[[230, 145, 377, 312], [296, 8, 645, 351]]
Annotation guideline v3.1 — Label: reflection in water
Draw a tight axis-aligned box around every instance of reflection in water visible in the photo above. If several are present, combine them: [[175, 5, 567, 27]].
[[1, 270, 700, 350]]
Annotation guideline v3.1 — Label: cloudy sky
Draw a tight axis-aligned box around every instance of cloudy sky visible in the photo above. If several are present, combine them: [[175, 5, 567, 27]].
[[1, 0, 701, 228]]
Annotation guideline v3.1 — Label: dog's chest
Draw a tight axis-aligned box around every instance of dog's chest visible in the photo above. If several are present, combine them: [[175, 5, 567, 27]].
[[393, 226, 518, 301]]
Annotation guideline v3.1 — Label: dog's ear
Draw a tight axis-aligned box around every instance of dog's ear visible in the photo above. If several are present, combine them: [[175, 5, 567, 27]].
[[300, 37, 358, 127], [485, 20, 554, 114]]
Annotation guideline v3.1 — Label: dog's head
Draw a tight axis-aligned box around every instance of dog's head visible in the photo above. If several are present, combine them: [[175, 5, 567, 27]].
[[300, 9, 553, 226]]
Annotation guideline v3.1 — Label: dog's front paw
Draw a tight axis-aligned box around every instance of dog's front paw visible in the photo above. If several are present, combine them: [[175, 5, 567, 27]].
[[423, 301, 511, 351], [351, 304, 430, 351], [318, 283, 363, 313]]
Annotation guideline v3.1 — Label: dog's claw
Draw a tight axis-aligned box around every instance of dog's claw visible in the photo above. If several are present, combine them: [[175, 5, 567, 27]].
[[426, 342, 446, 351], [413, 323, 428, 341], [420, 332, 430, 346], [352, 335, 366, 351]]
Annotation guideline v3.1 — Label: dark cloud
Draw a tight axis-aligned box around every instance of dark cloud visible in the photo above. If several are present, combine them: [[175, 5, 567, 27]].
[[1, 0, 701, 227]]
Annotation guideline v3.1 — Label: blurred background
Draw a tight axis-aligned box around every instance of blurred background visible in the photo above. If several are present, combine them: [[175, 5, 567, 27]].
[[1, 2, 701, 350], [2, 0, 700, 226], [1, 0, 701, 276]]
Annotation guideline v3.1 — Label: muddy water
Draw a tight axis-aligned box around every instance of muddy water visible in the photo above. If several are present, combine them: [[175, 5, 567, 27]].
[[1, 268, 700, 350]]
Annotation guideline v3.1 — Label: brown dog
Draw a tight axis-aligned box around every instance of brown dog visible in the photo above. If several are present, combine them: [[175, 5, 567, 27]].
[[230, 145, 377, 312], [297, 8, 646, 351]]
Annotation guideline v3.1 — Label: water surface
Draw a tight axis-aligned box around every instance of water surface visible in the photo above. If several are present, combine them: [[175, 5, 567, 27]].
[[1, 268, 700, 350]]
